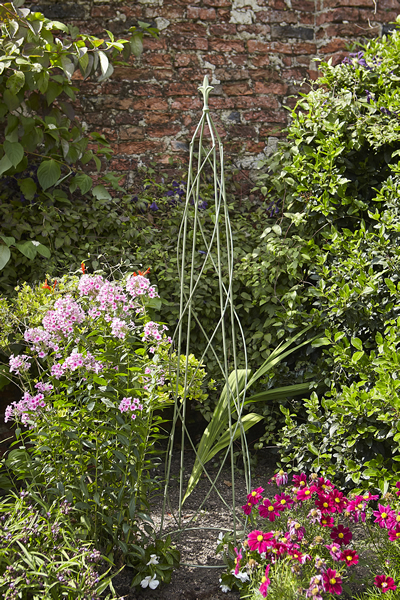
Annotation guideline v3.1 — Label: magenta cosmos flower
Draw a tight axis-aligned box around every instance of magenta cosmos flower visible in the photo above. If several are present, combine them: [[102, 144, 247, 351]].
[[293, 473, 307, 488], [388, 524, 400, 541], [340, 549, 359, 566], [395, 482, 400, 497], [248, 530, 274, 553], [242, 501, 253, 515], [373, 504, 395, 529], [297, 486, 317, 502], [247, 487, 264, 505], [374, 575, 397, 593], [330, 489, 348, 513], [258, 498, 280, 521], [274, 470, 288, 486], [322, 569, 342, 595], [330, 524, 352, 546], [259, 565, 271, 598], [274, 493, 294, 510]]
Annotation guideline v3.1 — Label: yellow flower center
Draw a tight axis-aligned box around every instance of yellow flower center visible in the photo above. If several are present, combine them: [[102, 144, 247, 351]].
[[347, 556, 352, 561], [335, 498, 340, 503], [396, 515, 400, 522], [305, 490, 311, 496], [396, 532, 400, 538], [312, 588, 319, 596], [330, 578, 336, 585], [252, 491, 257, 496], [268, 506, 274, 512], [300, 481, 305, 486], [281, 499, 286, 505], [323, 502, 329, 508], [338, 533, 344, 538], [257, 535, 263, 542], [357, 503, 363, 510], [382, 512, 387, 519], [261, 576, 267, 583]]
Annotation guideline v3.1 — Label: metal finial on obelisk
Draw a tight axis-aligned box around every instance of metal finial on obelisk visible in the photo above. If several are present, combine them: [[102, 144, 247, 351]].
[[198, 74, 213, 112]]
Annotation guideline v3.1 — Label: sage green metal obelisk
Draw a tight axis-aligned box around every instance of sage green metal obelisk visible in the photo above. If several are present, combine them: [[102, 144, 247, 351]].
[[161, 76, 251, 544]]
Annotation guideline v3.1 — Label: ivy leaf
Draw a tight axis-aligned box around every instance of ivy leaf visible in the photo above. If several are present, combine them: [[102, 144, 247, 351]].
[[37, 159, 61, 190], [92, 184, 111, 200], [6, 71, 25, 94], [18, 177, 37, 201], [3, 140, 24, 167], [0, 245, 11, 270]]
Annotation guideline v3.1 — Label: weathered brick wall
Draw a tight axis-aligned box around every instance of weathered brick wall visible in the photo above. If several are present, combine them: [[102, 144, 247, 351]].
[[27, 0, 400, 181]]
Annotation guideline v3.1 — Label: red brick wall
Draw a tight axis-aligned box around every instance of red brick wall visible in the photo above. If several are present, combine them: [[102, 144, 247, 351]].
[[27, 0, 400, 179]]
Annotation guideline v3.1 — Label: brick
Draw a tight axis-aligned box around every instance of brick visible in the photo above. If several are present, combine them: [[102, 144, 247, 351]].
[[223, 82, 252, 95], [169, 37, 209, 50], [229, 55, 249, 66], [202, 0, 231, 5], [143, 113, 171, 125], [291, 0, 315, 9], [187, 7, 217, 19], [319, 38, 348, 52], [217, 8, 231, 20], [316, 7, 360, 24], [245, 141, 266, 153], [144, 54, 173, 67], [170, 140, 190, 152], [215, 68, 250, 81], [174, 53, 200, 67], [259, 124, 286, 136], [292, 42, 317, 54], [119, 127, 145, 140], [251, 55, 270, 67], [147, 125, 182, 137], [243, 109, 287, 122], [152, 69, 175, 80], [254, 82, 289, 95], [235, 96, 281, 109], [282, 67, 309, 79], [165, 83, 198, 95], [205, 97, 235, 109], [143, 38, 167, 51], [209, 39, 246, 52], [110, 158, 138, 171], [91, 6, 115, 18], [168, 23, 207, 36], [209, 24, 238, 35], [236, 24, 271, 35], [228, 125, 258, 138], [170, 97, 202, 110], [248, 40, 272, 53], [117, 141, 166, 154], [202, 54, 227, 66], [271, 25, 314, 39], [257, 10, 298, 23]]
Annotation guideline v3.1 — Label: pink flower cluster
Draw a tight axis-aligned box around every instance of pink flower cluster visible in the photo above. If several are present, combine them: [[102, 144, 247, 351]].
[[111, 317, 129, 340], [51, 351, 103, 379], [9, 354, 31, 375], [78, 274, 104, 297], [126, 274, 158, 299], [4, 391, 46, 425], [143, 321, 168, 344], [42, 295, 85, 336], [24, 327, 59, 357], [118, 397, 143, 419]]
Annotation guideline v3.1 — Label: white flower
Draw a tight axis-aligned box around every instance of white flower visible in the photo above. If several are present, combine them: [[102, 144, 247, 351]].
[[217, 532, 224, 542], [140, 574, 160, 589], [146, 554, 160, 566], [219, 578, 231, 593], [231, 569, 249, 582]]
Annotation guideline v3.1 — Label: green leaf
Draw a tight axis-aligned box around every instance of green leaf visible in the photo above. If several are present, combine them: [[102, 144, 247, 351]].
[[0, 235, 15, 247], [3, 89, 20, 111], [18, 177, 37, 201], [98, 50, 109, 76], [37, 159, 61, 190], [34, 242, 51, 258], [0, 154, 12, 176], [72, 173, 92, 195], [60, 55, 75, 80], [0, 245, 11, 270], [15, 241, 37, 260], [46, 81, 63, 105], [3, 140, 24, 167], [6, 71, 25, 94], [92, 184, 111, 200], [130, 35, 143, 57]]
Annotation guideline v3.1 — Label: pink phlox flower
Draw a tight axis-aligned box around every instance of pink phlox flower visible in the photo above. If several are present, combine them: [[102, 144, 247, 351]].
[[373, 504, 395, 529], [78, 274, 104, 297], [42, 295, 85, 336], [126, 274, 158, 299], [259, 565, 271, 598], [9, 354, 32, 375], [248, 530, 274, 553], [322, 568, 342, 595], [247, 487, 264, 505], [143, 321, 169, 346], [292, 473, 307, 488], [119, 397, 142, 418], [330, 524, 352, 546], [326, 543, 342, 561], [35, 382, 53, 394], [296, 486, 317, 502], [374, 574, 397, 593], [110, 317, 129, 339], [233, 547, 242, 575], [258, 498, 280, 521], [274, 493, 294, 510]]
